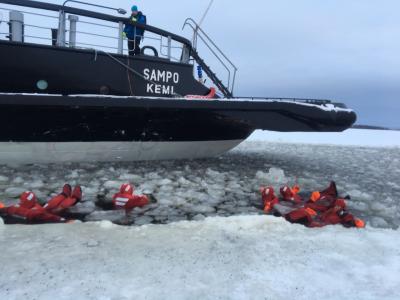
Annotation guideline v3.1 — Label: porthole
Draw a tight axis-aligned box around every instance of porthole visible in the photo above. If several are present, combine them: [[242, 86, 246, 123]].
[[36, 80, 48, 90]]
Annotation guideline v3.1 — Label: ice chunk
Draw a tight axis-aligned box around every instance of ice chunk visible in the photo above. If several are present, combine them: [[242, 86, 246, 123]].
[[177, 177, 192, 187], [66, 170, 80, 179], [0, 216, 4, 226], [32, 189, 48, 202], [256, 167, 288, 185], [347, 201, 369, 212], [346, 189, 374, 202], [134, 216, 154, 226], [158, 178, 173, 186], [0, 175, 9, 182], [83, 186, 99, 198], [103, 180, 123, 190], [99, 220, 114, 229], [370, 217, 389, 228], [192, 205, 216, 214], [168, 215, 188, 223], [118, 173, 142, 182], [4, 187, 26, 198], [146, 172, 162, 180], [192, 214, 206, 221], [12, 177, 24, 184], [27, 180, 45, 189], [370, 202, 388, 212]]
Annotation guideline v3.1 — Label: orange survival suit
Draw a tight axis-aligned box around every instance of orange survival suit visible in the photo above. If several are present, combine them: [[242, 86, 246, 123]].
[[2, 191, 65, 223], [112, 184, 149, 214], [44, 184, 82, 214]]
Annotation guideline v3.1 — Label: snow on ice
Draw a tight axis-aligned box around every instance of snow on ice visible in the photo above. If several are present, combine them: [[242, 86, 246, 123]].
[[0, 216, 399, 300], [0, 129, 400, 299], [248, 128, 400, 148]]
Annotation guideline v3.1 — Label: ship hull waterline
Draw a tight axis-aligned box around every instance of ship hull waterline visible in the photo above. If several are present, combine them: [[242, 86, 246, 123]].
[[0, 94, 356, 163]]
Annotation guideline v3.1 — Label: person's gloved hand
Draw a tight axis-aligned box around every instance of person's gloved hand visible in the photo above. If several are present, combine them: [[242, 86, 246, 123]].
[[122, 32, 127, 38]]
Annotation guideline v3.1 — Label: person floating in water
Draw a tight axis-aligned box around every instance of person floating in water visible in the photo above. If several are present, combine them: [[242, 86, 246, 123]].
[[261, 182, 365, 229], [0, 191, 67, 223], [44, 184, 82, 215], [123, 5, 147, 56], [112, 183, 149, 215]]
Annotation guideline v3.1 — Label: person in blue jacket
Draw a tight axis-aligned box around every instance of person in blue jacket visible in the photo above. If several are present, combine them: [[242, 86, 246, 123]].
[[124, 5, 147, 56]]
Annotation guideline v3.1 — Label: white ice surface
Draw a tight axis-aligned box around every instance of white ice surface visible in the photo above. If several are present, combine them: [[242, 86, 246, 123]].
[[248, 129, 400, 147], [0, 129, 399, 299], [0, 216, 399, 300]]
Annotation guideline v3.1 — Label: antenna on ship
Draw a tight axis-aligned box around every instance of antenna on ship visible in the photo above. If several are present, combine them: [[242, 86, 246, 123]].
[[193, 0, 214, 48], [199, 0, 214, 27]]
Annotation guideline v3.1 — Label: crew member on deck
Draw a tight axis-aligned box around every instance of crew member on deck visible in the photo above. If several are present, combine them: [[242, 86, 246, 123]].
[[123, 5, 147, 56], [112, 183, 149, 215]]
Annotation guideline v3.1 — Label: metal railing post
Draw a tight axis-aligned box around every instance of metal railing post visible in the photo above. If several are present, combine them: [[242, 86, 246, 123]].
[[57, 10, 66, 46], [181, 45, 190, 63], [68, 14, 79, 47], [117, 21, 123, 54], [167, 35, 172, 60], [9, 11, 24, 42]]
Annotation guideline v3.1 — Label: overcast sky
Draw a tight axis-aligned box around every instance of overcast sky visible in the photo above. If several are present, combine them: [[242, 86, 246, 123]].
[[2, 0, 399, 127]]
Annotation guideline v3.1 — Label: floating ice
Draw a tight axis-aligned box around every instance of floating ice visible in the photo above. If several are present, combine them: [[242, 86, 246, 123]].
[[11, 177, 24, 184], [4, 187, 26, 198], [28, 180, 45, 189], [256, 167, 288, 186], [192, 214, 206, 221], [103, 180, 123, 190], [0, 133, 399, 229], [346, 189, 374, 202], [370, 217, 390, 228], [134, 216, 154, 226], [118, 173, 142, 182]]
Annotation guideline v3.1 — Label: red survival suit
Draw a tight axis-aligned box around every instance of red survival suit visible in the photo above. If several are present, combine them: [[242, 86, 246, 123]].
[[280, 185, 302, 204], [2, 191, 65, 223], [318, 199, 365, 228], [112, 184, 149, 213], [285, 182, 339, 226], [44, 184, 82, 214], [284, 182, 365, 228], [260, 187, 280, 213], [304, 182, 338, 213]]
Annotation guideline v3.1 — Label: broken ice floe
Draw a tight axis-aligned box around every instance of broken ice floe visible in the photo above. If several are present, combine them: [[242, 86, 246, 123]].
[[0, 141, 399, 228]]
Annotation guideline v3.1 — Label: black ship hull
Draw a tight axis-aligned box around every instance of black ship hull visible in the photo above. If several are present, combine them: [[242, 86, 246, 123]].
[[0, 93, 356, 163], [0, 1, 357, 163], [0, 41, 209, 97]]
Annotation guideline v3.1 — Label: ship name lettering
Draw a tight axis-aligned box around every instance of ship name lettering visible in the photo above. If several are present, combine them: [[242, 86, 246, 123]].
[[143, 68, 180, 84], [146, 83, 175, 95]]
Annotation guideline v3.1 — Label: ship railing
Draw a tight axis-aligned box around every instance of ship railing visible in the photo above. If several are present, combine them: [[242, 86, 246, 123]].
[[237, 96, 333, 105], [182, 18, 238, 96], [0, 1, 191, 63]]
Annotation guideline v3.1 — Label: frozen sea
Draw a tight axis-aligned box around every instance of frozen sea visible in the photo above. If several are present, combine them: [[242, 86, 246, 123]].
[[0, 129, 399, 229], [1, 129, 400, 300]]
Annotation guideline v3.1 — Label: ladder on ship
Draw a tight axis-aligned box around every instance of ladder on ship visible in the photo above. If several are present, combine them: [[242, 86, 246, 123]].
[[183, 18, 237, 98]]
